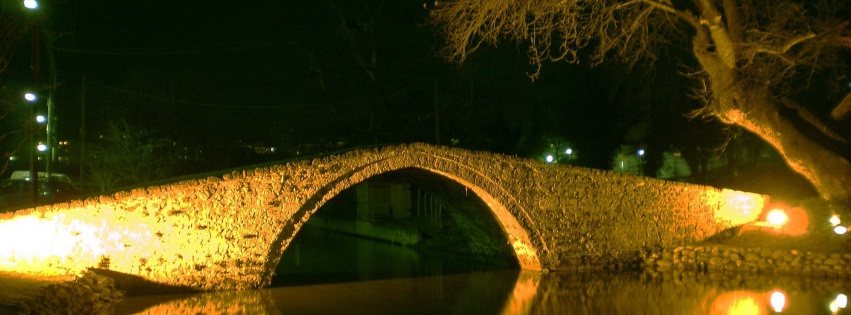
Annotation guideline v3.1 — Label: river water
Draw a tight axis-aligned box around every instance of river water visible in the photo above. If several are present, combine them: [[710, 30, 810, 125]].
[[108, 227, 851, 315]]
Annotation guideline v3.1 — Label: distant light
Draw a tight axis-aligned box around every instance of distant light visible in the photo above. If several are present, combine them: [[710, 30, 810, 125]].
[[545, 155, 554, 163], [565, 148, 572, 155], [37, 144, 47, 152], [24, 92, 37, 102], [271, 147, 277, 153], [830, 215, 841, 226], [835, 226, 848, 235], [766, 209, 789, 226], [637, 149, 645, 156], [9, 156, 17, 161], [36, 115, 46, 123], [23, 0, 38, 9], [770, 291, 786, 313]]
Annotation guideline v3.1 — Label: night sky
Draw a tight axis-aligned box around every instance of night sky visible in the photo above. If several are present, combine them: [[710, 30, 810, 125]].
[[50, 1, 445, 144], [2, 0, 762, 182]]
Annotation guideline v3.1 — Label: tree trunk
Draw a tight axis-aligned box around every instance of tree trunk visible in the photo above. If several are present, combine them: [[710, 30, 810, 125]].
[[735, 95, 851, 202], [693, 27, 851, 202]]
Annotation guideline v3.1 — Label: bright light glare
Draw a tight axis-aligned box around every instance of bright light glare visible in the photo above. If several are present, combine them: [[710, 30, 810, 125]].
[[637, 149, 645, 156], [36, 115, 46, 123], [37, 144, 48, 152], [766, 209, 789, 226], [545, 155, 554, 163], [830, 215, 841, 226], [23, 0, 38, 9], [831, 294, 847, 313], [836, 294, 848, 308], [728, 297, 760, 314], [770, 291, 786, 313], [24, 92, 37, 101], [835, 226, 848, 235], [565, 148, 573, 155], [712, 190, 765, 226], [0, 215, 94, 276]]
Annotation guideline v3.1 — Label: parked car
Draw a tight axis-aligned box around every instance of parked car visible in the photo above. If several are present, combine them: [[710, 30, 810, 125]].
[[10, 170, 74, 184], [0, 178, 82, 211]]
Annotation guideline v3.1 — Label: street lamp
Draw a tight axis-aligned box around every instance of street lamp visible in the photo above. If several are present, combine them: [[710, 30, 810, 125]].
[[23, 92, 54, 177], [24, 92, 42, 204]]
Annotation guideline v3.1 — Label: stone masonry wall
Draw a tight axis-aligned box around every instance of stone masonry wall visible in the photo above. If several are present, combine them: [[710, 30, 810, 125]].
[[0, 143, 765, 291]]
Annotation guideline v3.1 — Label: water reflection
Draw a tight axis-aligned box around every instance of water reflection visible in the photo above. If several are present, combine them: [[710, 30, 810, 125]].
[[110, 269, 851, 315], [109, 228, 851, 314], [271, 225, 516, 287]]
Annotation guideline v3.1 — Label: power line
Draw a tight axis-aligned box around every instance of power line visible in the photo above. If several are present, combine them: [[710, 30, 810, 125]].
[[85, 80, 430, 110], [53, 41, 288, 56]]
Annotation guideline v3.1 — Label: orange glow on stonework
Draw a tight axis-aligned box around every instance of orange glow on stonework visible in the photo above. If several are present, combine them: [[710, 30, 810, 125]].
[[0, 205, 235, 287], [0, 214, 109, 276], [708, 190, 765, 226]]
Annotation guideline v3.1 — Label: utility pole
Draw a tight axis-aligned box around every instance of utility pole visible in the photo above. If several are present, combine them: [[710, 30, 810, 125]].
[[45, 30, 57, 178], [29, 9, 41, 204], [434, 79, 440, 145], [79, 75, 87, 184]]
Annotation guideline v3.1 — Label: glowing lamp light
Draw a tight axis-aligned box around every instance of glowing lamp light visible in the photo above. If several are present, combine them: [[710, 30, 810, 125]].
[[835, 226, 848, 235], [37, 143, 48, 152], [766, 209, 789, 227], [830, 293, 848, 313], [565, 148, 573, 155], [770, 291, 786, 313], [36, 115, 46, 123], [830, 215, 841, 226], [545, 155, 554, 163], [637, 149, 645, 156], [836, 294, 848, 308], [23, 0, 39, 9], [24, 92, 37, 101]]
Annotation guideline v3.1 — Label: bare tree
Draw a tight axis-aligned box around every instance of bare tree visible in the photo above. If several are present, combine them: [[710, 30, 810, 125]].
[[429, 0, 851, 202], [0, 2, 36, 176], [85, 121, 179, 192]]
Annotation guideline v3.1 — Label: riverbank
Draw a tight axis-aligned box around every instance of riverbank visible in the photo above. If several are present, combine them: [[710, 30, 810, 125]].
[[0, 271, 123, 314], [644, 222, 851, 277]]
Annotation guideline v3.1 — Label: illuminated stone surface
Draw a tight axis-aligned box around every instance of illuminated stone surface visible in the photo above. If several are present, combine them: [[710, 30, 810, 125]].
[[0, 143, 765, 291]]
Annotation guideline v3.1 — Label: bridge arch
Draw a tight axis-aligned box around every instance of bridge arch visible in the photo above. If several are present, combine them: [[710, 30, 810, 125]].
[[0, 143, 765, 291], [262, 150, 543, 285]]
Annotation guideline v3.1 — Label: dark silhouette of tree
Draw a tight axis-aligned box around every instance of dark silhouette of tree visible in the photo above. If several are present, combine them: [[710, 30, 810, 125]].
[[0, 1, 37, 176], [84, 121, 179, 191], [429, 0, 851, 202]]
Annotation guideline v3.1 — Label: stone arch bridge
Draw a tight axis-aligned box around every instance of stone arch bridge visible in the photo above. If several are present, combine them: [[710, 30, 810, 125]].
[[0, 144, 765, 291]]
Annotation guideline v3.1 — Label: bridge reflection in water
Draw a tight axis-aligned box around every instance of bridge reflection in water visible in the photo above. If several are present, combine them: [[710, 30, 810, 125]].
[[111, 228, 851, 315], [111, 272, 851, 314]]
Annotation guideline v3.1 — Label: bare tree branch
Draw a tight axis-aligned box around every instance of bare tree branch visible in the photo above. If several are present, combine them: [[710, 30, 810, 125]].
[[832, 93, 851, 121], [429, 0, 851, 200], [781, 98, 847, 144]]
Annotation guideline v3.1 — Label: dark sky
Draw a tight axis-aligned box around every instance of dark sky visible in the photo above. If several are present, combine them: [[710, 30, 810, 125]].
[[3, 0, 714, 171], [49, 1, 446, 144]]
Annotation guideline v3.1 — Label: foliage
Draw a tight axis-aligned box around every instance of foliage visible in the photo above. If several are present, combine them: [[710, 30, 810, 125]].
[[429, 0, 851, 201], [84, 121, 180, 191]]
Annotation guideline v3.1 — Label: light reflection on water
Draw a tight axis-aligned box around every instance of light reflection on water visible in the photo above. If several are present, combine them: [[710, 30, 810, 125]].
[[110, 270, 851, 315], [109, 228, 851, 314]]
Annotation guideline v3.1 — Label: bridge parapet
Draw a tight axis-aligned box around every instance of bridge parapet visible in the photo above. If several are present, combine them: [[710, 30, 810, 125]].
[[0, 143, 766, 290]]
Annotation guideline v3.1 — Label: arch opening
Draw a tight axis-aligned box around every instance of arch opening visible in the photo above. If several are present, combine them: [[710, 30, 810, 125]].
[[271, 167, 526, 287]]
